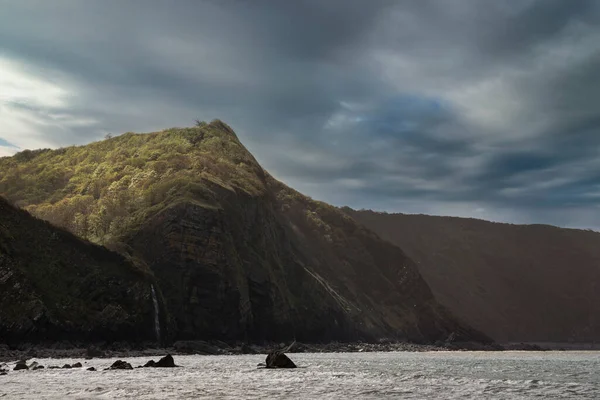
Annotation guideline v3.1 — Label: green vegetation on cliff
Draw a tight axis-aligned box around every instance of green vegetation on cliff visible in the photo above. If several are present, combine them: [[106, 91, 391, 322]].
[[0, 120, 488, 344], [0, 120, 264, 246]]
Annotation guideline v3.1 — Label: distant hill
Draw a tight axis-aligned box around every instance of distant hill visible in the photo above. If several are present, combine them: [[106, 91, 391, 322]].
[[0, 196, 158, 344], [0, 120, 488, 344], [344, 209, 600, 343]]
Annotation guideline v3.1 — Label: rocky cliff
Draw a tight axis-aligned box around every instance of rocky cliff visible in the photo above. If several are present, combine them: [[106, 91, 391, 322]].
[[345, 209, 600, 343], [0, 197, 158, 345], [0, 120, 488, 344]]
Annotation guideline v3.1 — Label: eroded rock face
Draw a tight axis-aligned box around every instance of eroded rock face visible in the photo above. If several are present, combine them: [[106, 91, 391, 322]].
[[0, 197, 157, 345], [265, 351, 296, 369]]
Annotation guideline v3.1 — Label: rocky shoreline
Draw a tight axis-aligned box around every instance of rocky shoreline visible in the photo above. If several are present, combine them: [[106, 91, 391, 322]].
[[0, 339, 525, 363]]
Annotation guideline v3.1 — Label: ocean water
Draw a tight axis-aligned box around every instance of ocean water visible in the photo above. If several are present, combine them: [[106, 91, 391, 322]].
[[1, 351, 598, 399]]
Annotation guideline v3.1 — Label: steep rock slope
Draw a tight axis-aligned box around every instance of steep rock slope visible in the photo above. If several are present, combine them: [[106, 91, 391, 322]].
[[0, 197, 159, 344], [345, 209, 600, 343], [0, 121, 487, 344]]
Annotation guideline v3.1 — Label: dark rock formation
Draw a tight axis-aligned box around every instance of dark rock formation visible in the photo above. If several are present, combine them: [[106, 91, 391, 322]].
[[33, 365, 44, 370], [72, 362, 82, 368], [62, 364, 71, 369], [265, 350, 296, 369], [87, 367, 96, 371], [142, 354, 177, 368], [108, 360, 133, 370], [0, 197, 157, 346], [14, 360, 28, 371], [155, 354, 176, 368]]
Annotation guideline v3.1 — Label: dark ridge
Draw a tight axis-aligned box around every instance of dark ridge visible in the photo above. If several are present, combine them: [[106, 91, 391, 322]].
[[345, 208, 600, 343]]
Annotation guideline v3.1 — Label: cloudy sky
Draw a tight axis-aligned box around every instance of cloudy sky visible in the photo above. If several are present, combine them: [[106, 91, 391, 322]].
[[1, 0, 600, 229]]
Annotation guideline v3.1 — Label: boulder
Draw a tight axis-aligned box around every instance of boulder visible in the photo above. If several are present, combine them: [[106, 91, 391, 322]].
[[143, 360, 156, 368], [87, 367, 96, 371], [14, 360, 28, 371], [108, 360, 133, 370], [62, 364, 72, 369], [155, 355, 176, 368], [72, 362, 82, 368], [33, 365, 45, 370], [265, 351, 296, 369], [28, 361, 39, 370]]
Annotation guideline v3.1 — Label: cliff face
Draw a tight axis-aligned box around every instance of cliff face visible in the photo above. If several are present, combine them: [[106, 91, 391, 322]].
[[0, 121, 487, 344], [345, 209, 600, 343], [0, 197, 158, 344]]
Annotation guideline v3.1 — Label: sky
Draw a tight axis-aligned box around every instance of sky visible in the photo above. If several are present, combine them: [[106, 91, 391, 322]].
[[1, 0, 600, 229]]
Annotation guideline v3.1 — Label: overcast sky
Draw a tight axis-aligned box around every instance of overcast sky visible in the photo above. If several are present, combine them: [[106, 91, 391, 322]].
[[1, 0, 600, 229]]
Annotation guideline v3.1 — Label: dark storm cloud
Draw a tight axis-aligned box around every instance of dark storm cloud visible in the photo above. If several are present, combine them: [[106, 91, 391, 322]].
[[1, 0, 600, 228]]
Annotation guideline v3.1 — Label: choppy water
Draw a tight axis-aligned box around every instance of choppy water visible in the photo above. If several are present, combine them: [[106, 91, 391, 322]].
[[1, 351, 598, 399]]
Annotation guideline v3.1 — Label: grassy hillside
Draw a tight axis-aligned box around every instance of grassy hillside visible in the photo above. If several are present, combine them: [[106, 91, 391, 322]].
[[345, 209, 600, 343], [0, 120, 488, 344], [0, 120, 264, 246], [0, 197, 158, 344]]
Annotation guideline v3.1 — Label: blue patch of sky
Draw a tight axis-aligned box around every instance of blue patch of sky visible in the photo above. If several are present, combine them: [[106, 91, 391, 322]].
[[0, 138, 18, 148]]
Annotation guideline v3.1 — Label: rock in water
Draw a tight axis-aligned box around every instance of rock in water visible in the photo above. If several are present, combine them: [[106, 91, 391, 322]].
[[108, 360, 133, 370], [14, 360, 28, 371], [72, 362, 82, 368], [143, 360, 156, 368], [31, 362, 45, 370], [87, 367, 96, 371], [265, 351, 297, 369], [155, 354, 176, 368], [62, 364, 72, 369]]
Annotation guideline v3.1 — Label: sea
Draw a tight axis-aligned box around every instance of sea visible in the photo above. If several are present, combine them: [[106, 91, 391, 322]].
[[1, 351, 598, 399]]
